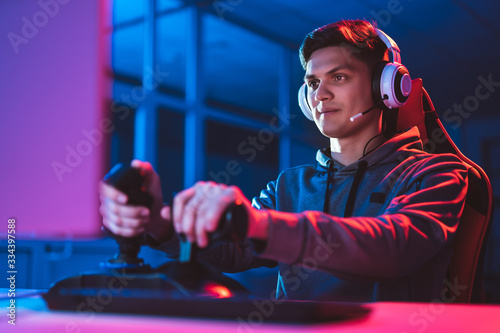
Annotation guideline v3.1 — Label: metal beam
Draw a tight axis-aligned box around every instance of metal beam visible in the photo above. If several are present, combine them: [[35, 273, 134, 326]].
[[184, 5, 206, 187], [134, 0, 159, 167]]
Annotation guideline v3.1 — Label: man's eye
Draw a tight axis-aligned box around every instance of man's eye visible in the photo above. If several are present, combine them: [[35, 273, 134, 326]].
[[334, 75, 346, 81], [308, 81, 319, 89]]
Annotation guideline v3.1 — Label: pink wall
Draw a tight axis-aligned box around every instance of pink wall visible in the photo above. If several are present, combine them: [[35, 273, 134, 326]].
[[0, 0, 110, 238]]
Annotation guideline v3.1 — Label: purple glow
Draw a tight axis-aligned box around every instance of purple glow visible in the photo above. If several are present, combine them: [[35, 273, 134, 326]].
[[0, 0, 111, 238]]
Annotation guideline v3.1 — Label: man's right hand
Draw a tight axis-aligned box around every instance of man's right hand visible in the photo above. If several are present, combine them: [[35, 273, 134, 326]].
[[99, 159, 173, 243]]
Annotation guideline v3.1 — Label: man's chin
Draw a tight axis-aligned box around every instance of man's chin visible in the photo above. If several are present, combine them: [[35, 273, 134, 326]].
[[319, 126, 358, 140], [319, 129, 341, 139]]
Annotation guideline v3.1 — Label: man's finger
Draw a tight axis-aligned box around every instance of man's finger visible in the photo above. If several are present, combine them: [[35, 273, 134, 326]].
[[203, 187, 237, 234], [100, 206, 148, 229], [160, 205, 171, 221], [100, 196, 150, 218], [173, 187, 196, 232], [180, 191, 208, 242], [103, 218, 145, 237], [131, 159, 161, 191], [99, 182, 128, 204], [195, 200, 213, 248]]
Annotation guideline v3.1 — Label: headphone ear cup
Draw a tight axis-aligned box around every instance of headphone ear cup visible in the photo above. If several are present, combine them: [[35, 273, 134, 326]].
[[372, 61, 387, 108], [298, 83, 314, 121], [373, 61, 412, 109]]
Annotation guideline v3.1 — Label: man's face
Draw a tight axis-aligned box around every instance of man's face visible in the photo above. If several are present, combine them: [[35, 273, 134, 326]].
[[305, 46, 380, 139]]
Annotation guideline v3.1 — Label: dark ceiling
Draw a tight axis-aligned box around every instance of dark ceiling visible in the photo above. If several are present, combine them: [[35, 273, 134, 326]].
[[195, 0, 500, 121]]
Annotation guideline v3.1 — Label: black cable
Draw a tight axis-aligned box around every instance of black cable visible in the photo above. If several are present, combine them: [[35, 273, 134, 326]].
[[362, 132, 386, 157]]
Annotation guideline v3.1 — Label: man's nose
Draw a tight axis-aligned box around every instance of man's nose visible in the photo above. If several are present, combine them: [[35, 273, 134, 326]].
[[314, 82, 333, 102]]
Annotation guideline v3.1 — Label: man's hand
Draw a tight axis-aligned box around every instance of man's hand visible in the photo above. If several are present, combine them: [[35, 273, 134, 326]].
[[99, 159, 172, 242], [164, 181, 269, 248]]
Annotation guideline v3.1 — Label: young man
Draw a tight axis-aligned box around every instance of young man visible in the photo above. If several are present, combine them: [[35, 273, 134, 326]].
[[99, 20, 468, 302]]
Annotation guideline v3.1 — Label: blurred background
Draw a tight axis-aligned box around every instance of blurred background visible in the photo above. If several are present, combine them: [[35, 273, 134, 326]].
[[1, 0, 499, 302]]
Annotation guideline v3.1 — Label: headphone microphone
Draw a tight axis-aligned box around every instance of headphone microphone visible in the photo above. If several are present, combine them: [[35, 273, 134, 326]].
[[298, 28, 412, 122], [349, 95, 388, 122]]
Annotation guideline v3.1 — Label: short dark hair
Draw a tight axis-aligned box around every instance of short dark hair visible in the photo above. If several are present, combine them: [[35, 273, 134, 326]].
[[299, 19, 388, 71]]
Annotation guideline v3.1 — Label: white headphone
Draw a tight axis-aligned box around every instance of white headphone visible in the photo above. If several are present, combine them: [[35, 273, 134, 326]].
[[298, 28, 412, 121]]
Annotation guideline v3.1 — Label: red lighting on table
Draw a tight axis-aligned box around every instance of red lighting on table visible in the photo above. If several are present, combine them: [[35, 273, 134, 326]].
[[202, 283, 233, 298]]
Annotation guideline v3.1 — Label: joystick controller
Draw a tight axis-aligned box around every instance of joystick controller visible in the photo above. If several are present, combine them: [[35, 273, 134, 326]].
[[100, 163, 248, 269], [100, 163, 153, 271]]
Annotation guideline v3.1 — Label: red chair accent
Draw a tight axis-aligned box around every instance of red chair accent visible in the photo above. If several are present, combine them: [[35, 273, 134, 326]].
[[397, 79, 493, 303]]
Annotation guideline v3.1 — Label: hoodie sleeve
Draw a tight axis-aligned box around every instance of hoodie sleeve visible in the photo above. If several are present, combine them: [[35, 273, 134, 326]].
[[255, 154, 469, 280]]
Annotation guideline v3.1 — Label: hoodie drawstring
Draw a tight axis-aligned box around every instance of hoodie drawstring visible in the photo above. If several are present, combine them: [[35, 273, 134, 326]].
[[322, 159, 335, 213], [343, 160, 368, 218]]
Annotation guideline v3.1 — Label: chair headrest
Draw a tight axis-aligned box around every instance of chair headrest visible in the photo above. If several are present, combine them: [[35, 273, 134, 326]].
[[396, 78, 428, 143]]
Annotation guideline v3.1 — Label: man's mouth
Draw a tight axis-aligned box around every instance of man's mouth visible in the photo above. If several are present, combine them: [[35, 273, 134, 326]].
[[318, 108, 341, 114]]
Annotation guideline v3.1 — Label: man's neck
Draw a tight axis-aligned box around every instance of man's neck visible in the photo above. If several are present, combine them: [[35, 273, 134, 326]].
[[330, 132, 386, 166]]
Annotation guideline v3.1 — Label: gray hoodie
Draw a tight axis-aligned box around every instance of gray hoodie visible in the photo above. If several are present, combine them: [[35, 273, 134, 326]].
[[153, 126, 468, 302]]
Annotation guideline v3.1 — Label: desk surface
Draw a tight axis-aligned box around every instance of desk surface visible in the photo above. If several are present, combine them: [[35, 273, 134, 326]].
[[1, 290, 500, 332]]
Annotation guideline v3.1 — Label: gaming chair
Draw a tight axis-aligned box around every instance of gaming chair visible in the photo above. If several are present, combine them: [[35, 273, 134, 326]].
[[397, 78, 493, 303]]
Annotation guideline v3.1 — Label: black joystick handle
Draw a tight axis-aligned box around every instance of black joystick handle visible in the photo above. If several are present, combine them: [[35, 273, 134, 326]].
[[210, 202, 248, 244], [102, 163, 153, 268], [177, 202, 248, 263]]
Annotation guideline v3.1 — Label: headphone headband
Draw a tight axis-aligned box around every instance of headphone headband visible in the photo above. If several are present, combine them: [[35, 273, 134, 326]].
[[374, 29, 401, 64]]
